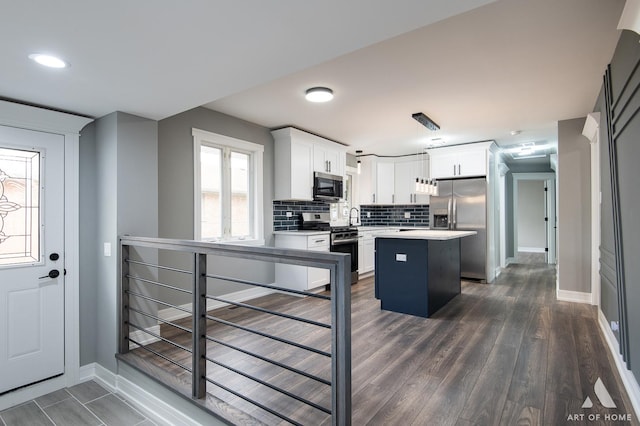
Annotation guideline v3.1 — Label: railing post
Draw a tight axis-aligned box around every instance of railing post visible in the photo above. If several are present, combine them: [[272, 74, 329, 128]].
[[119, 242, 130, 354], [192, 252, 207, 399], [331, 254, 352, 426]]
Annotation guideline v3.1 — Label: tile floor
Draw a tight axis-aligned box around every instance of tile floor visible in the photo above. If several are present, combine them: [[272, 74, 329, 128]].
[[0, 381, 162, 426]]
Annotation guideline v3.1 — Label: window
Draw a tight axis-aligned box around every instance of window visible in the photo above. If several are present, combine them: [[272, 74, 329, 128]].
[[193, 128, 264, 244], [0, 148, 40, 266]]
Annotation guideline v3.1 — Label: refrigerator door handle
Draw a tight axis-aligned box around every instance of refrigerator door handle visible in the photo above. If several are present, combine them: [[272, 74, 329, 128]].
[[447, 198, 453, 230], [452, 199, 457, 229]]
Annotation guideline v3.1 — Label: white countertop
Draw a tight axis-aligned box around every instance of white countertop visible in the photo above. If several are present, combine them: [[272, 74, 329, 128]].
[[375, 230, 477, 240], [273, 230, 330, 236]]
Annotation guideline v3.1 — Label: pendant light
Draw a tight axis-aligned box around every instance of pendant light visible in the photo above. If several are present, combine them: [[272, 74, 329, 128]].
[[356, 150, 362, 174]]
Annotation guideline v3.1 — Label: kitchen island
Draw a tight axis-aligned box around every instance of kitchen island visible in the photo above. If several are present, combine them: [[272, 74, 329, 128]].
[[374, 230, 476, 318]]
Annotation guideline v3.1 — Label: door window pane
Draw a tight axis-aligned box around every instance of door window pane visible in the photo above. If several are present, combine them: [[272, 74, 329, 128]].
[[0, 148, 40, 266], [200, 146, 222, 239], [230, 151, 250, 238]]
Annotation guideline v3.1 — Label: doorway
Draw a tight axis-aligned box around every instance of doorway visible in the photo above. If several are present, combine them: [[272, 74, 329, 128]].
[[512, 173, 556, 265], [0, 126, 65, 394]]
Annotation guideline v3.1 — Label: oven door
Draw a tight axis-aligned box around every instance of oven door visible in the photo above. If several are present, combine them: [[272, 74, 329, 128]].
[[330, 239, 358, 284]]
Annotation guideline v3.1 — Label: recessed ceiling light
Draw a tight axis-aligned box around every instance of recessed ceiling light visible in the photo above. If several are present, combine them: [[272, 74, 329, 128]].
[[510, 130, 522, 136], [28, 53, 68, 69], [305, 87, 333, 103]]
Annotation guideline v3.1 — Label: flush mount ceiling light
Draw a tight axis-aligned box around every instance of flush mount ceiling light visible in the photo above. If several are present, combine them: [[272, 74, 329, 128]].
[[305, 87, 333, 103], [412, 112, 440, 131], [28, 53, 68, 68]]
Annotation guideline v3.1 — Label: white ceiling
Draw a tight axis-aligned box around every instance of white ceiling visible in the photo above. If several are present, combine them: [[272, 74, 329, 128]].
[[1, 0, 625, 159], [206, 0, 625, 156], [0, 0, 491, 121]]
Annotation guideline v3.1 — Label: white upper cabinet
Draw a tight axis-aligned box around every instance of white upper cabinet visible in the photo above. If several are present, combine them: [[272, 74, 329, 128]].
[[394, 157, 430, 204], [357, 156, 377, 205], [376, 161, 395, 204], [314, 142, 345, 176], [272, 127, 347, 200], [429, 142, 494, 179]]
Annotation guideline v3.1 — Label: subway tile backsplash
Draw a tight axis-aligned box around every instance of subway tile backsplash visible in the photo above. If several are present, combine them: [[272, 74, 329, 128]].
[[273, 200, 329, 231], [273, 201, 429, 230], [359, 204, 429, 227]]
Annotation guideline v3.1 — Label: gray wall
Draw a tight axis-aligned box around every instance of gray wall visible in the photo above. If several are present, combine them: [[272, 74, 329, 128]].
[[517, 180, 546, 250], [557, 117, 591, 293], [157, 107, 275, 306], [79, 122, 98, 366], [80, 112, 158, 371]]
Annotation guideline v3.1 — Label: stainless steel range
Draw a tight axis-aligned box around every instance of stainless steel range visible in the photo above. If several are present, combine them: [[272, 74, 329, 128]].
[[301, 212, 359, 284]]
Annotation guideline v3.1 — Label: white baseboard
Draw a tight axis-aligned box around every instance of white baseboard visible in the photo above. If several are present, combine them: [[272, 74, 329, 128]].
[[556, 289, 592, 304], [506, 257, 515, 266], [81, 362, 202, 426], [517, 247, 546, 253], [158, 286, 274, 322], [598, 310, 640, 419]]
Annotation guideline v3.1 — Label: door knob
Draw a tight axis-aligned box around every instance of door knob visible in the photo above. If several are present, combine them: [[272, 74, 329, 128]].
[[39, 269, 60, 279]]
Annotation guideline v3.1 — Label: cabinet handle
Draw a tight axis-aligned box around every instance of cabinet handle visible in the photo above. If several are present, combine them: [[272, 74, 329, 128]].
[[315, 239, 326, 243], [453, 164, 456, 176], [392, 194, 395, 204], [372, 193, 376, 203], [457, 164, 461, 175], [329, 161, 332, 172]]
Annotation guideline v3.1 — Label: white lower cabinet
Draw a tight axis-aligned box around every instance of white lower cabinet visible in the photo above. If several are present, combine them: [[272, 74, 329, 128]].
[[275, 233, 330, 290], [358, 230, 377, 274]]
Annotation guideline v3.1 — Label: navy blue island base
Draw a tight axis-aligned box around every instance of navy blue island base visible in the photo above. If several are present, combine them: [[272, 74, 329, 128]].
[[374, 237, 462, 318]]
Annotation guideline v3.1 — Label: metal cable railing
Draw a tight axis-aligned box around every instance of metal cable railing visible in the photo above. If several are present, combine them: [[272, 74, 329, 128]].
[[118, 236, 351, 426]]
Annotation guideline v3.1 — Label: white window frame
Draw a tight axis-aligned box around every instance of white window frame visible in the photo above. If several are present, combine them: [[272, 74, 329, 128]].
[[193, 128, 264, 245]]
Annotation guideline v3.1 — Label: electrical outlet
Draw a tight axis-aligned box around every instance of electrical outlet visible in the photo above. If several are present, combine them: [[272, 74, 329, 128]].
[[367, 212, 371, 218], [286, 211, 293, 218], [103, 242, 111, 257], [611, 321, 619, 332], [404, 212, 411, 219]]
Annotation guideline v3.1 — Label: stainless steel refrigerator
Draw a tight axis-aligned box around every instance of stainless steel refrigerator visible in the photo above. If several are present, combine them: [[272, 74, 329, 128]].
[[430, 177, 488, 281]]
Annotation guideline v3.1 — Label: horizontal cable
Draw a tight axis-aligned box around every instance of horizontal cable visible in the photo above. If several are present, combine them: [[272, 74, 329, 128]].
[[126, 290, 192, 314], [205, 295, 330, 329], [204, 334, 331, 387], [126, 259, 192, 275], [203, 376, 303, 426], [128, 338, 191, 372], [205, 314, 331, 358], [128, 307, 192, 334], [204, 355, 331, 415], [205, 273, 331, 301], [127, 274, 192, 295], [128, 322, 192, 354]]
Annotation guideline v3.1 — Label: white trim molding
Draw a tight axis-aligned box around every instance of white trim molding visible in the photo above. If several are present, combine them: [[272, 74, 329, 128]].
[[582, 113, 602, 307], [598, 310, 640, 419], [0, 100, 93, 411], [619, 0, 640, 35], [556, 289, 592, 304]]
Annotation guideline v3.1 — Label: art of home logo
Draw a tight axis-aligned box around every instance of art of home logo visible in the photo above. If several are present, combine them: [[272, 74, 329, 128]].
[[566, 377, 633, 423]]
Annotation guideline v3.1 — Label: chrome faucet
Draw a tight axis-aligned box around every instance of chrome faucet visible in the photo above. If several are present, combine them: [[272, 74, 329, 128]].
[[349, 207, 360, 226]]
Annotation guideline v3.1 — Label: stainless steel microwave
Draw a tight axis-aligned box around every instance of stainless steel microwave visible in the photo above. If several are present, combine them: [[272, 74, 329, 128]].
[[313, 172, 343, 201]]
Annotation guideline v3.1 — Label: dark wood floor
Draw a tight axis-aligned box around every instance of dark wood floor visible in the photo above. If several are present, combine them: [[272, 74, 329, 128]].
[[121, 263, 638, 425]]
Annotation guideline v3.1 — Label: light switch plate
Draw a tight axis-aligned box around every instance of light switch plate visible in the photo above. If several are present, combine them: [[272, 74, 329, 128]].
[[104, 242, 112, 257], [286, 211, 293, 218], [404, 212, 411, 219]]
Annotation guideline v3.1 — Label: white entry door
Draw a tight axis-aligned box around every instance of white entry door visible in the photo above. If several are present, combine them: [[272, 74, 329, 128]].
[[0, 125, 64, 394]]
